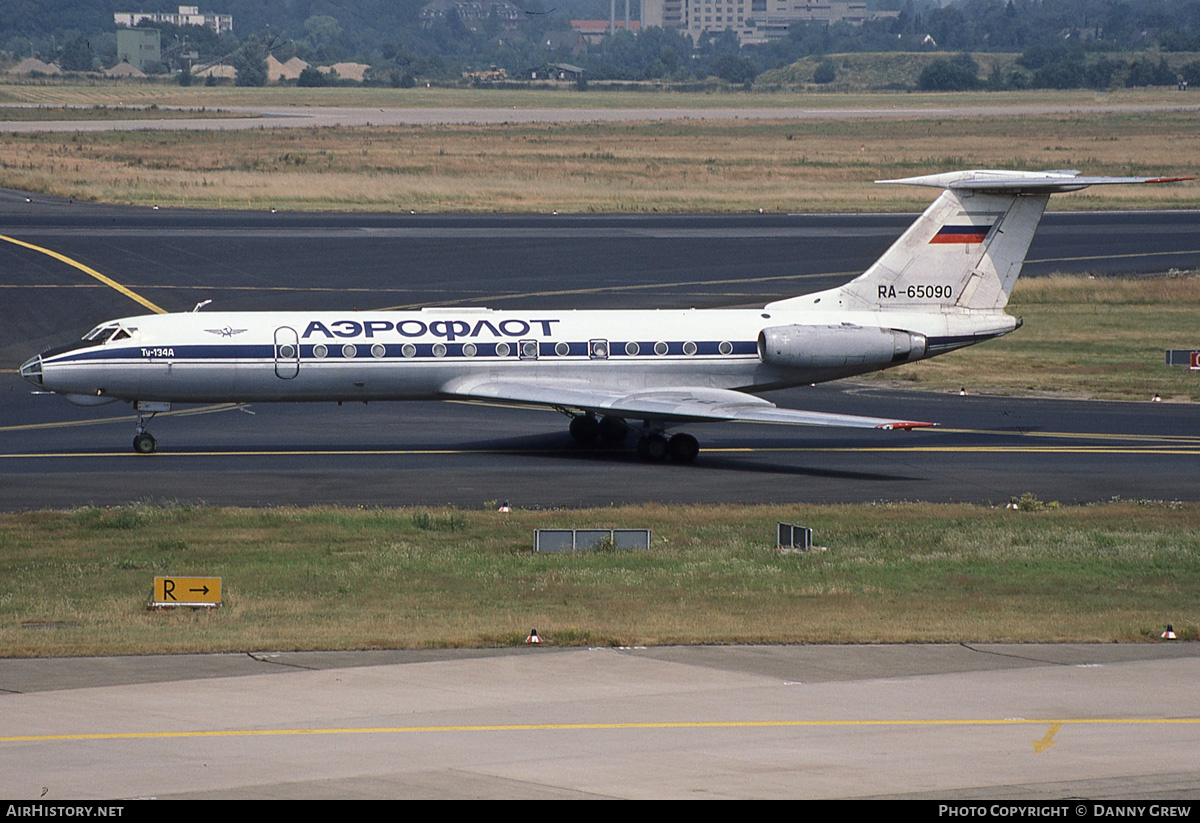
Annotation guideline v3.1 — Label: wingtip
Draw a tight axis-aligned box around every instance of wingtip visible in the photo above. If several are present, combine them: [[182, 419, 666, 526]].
[[876, 421, 938, 431]]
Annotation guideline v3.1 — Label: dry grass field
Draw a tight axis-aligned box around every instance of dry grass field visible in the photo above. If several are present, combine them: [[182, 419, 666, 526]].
[[1, 85, 1197, 212], [0, 104, 238, 121]]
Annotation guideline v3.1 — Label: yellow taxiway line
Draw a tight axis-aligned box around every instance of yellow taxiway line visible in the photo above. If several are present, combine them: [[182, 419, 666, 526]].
[[1028, 248, 1200, 265], [6, 409, 1198, 454], [0, 234, 166, 314], [0, 404, 242, 434], [372, 270, 858, 311], [4, 716, 1198, 745]]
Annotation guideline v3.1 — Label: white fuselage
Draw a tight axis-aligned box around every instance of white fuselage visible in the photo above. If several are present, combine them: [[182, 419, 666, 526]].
[[21, 301, 1012, 407], [26, 304, 1012, 407]]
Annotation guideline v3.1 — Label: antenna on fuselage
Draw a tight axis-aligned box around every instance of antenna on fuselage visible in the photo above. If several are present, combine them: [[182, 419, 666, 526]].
[[192, 300, 212, 312]]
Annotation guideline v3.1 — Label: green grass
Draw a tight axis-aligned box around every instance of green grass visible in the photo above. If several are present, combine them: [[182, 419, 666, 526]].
[[758, 51, 1200, 91], [758, 52, 1021, 90], [2, 501, 1196, 657]]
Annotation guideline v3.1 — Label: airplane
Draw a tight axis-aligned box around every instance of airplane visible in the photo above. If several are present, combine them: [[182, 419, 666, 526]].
[[18, 169, 1190, 461]]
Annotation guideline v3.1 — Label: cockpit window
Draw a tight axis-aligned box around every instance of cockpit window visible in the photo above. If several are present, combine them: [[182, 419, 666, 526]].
[[80, 324, 133, 346]]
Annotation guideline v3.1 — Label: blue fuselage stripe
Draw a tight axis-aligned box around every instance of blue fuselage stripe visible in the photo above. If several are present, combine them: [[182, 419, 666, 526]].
[[46, 340, 761, 365]]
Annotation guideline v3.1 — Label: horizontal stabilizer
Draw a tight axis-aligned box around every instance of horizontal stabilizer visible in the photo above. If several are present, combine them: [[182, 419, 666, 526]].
[[443, 378, 935, 431], [878, 169, 1193, 194]]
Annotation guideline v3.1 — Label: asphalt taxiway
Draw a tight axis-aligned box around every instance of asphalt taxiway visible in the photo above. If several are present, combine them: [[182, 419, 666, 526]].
[[4, 644, 1200, 799], [2, 193, 1198, 509], [3, 386, 1200, 509], [3, 100, 1198, 132]]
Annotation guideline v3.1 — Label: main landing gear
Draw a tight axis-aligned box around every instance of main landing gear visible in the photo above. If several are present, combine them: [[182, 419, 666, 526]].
[[568, 413, 629, 446], [568, 414, 700, 463], [636, 432, 699, 464]]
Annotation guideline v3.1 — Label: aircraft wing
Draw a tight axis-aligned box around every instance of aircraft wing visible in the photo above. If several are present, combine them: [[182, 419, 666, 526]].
[[441, 378, 935, 431]]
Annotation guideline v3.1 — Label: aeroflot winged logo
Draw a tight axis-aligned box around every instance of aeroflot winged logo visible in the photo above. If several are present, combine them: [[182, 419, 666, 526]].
[[205, 326, 248, 337], [302, 318, 561, 342]]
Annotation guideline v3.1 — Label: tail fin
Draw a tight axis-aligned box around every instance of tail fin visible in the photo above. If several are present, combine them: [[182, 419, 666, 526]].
[[768, 170, 1191, 313], [842, 183, 1048, 312]]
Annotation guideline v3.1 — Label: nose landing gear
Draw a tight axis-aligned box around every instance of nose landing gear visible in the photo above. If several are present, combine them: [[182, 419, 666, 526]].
[[133, 431, 157, 454], [131, 403, 167, 454]]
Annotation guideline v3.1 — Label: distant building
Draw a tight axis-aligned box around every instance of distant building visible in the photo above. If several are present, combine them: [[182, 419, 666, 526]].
[[683, 0, 753, 43], [641, 0, 884, 45], [116, 28, 160, 71], [571, 20, 641, 45], [419, 0, 522, 33], [529, 62, 585, 81], [642, 0, 686, 28], [114, 5, 233, 35]]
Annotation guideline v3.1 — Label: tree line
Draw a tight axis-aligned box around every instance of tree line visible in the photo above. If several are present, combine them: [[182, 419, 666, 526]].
[[4, 0, 1200, 87]]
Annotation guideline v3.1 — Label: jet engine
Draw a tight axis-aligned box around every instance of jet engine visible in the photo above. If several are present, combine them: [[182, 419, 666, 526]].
[[757, 324, 927, 370]]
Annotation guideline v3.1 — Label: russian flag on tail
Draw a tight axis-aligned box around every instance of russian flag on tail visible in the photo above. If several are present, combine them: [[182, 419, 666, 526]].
[[930, 224, 992, 244]]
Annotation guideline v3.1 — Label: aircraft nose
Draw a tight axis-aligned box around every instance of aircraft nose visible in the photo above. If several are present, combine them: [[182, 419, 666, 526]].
[[18, 355, 43, 387]]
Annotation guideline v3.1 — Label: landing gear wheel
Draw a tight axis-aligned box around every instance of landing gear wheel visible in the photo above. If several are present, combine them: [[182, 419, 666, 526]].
[[667, 433, 700, 463], [598, 415, 629, 445], [637, 433, 668, 462], [133, 432, 157, 454], [569, 414, 600, 443], [133, 406, 159, 454]]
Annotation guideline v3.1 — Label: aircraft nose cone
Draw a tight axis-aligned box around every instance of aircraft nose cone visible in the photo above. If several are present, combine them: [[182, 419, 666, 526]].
[[18, 355, 43, 387]]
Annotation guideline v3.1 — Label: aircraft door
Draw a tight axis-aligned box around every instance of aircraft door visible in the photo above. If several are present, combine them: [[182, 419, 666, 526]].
[[274, 326, 300, 379]]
